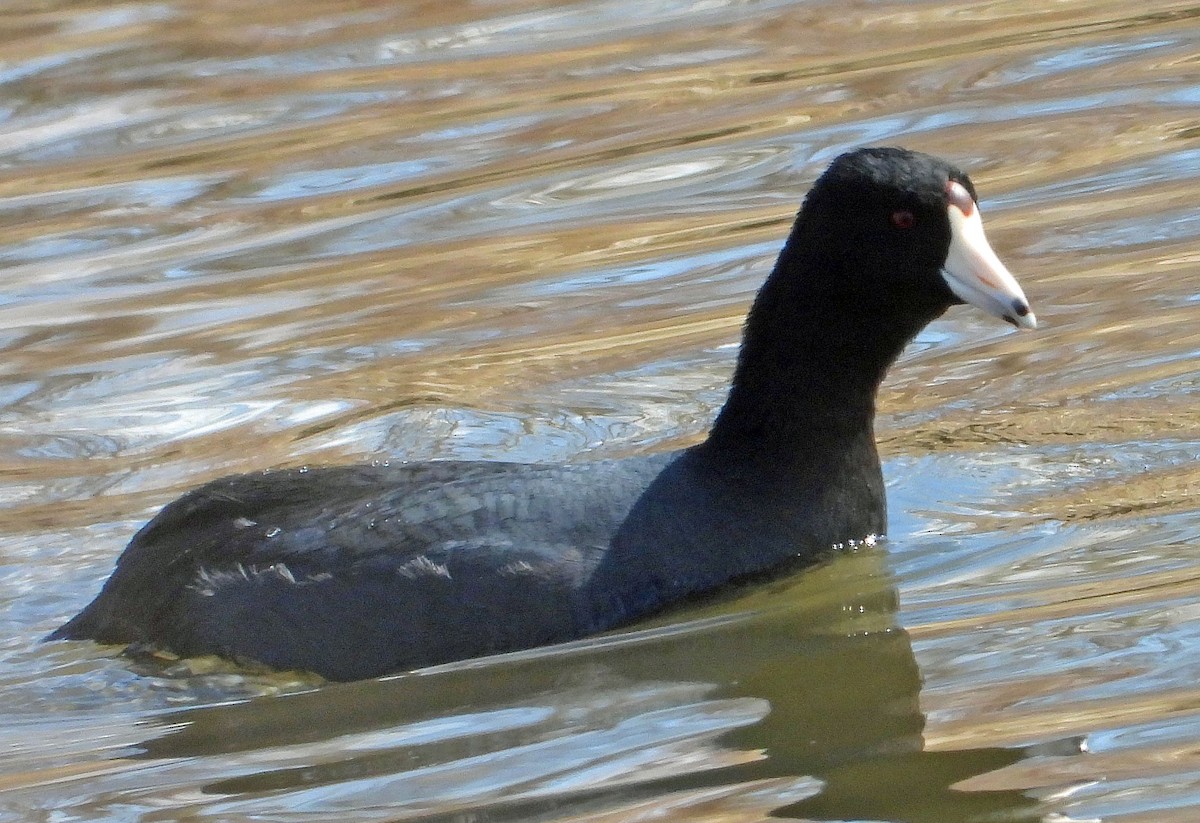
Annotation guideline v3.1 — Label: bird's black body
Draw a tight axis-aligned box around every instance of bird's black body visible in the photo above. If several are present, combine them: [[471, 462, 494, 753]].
[[51, 147, 1033, 680]]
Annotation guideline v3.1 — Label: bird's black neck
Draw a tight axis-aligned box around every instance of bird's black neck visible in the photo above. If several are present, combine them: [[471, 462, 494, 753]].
[[699, 227, 941, 468]]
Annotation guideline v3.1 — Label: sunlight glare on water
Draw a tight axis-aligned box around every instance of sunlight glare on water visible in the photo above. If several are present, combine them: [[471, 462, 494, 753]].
[[2, 1, 1200, 821]]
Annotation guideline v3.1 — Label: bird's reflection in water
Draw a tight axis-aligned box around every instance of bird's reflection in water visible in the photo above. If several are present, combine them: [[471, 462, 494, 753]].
[[137, 546, 1043, 822]]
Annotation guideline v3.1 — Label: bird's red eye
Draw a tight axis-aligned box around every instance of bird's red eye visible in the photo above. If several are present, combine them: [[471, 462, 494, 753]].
[[891, 210, 916, 229]]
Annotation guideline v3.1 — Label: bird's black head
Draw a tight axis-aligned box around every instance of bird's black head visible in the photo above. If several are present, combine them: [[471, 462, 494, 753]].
[[713, 147, 1036, 447], [776, 146, 1035, 330]]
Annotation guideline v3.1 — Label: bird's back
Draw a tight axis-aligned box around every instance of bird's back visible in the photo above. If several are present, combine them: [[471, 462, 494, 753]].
[[52, 456, 671, 680]]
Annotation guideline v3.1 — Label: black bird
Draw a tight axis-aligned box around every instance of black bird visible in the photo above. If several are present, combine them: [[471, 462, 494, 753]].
[[50, 147, 1036, 681]]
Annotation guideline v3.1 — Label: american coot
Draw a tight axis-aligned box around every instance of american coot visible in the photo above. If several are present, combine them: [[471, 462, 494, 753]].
[[51, 147, 1036, 681]]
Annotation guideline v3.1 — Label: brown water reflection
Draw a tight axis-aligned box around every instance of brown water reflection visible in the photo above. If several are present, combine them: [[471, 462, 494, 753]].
[[4, 0, 1200, 821]]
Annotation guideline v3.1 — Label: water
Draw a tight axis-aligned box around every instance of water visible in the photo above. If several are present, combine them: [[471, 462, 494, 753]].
[[2, 0, 1200, 820]]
